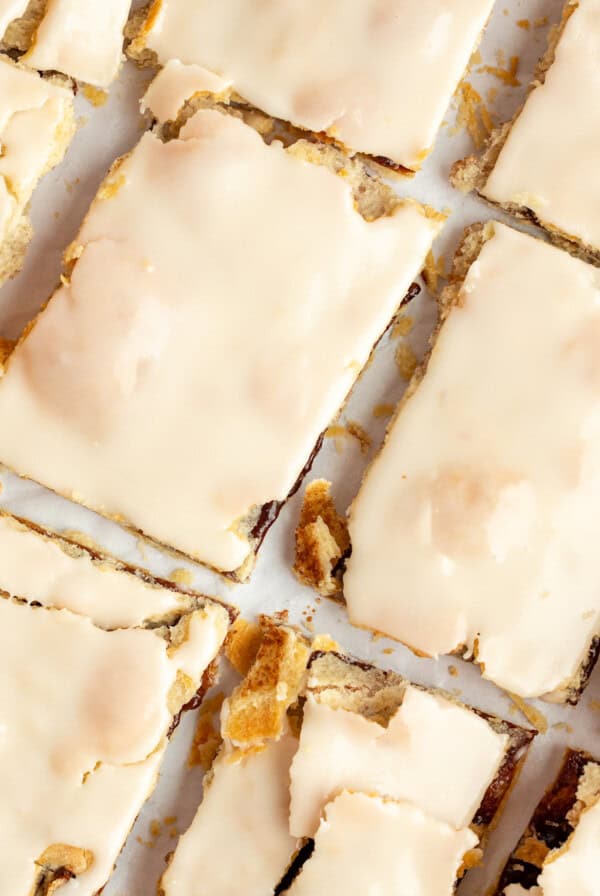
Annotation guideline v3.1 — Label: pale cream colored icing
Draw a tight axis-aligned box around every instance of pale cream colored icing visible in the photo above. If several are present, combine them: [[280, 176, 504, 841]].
[[0, 596, 228, 896], [162, 737, 299, 896], [0, 0, 28, 36], [0, 108, 438, 572], [0, 512, 189, 628], [346, 222, 600, 699], [287, 791, 478, 896], [141, 60, 233, 122], [484, 0, 600, 253], [0, 56, 72, 241], [24, 0, 131, 86], [142, 0, 495, 169], [289, 685, 507, 838], [536, 795, 600, 894]]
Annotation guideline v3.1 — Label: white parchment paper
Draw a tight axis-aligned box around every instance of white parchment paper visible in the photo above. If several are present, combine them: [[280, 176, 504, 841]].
[[2, 2, 599, 893]]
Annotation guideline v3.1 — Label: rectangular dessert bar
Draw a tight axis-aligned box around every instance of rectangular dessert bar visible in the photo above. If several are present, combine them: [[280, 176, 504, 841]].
[[0, 0, 132, 86], [0, 92, 441, 579], [344, 221, 600, 703], [159, 618, 534, 896], [0, 56, 74, 286], [0, 574, 230, 896], [494, 748, 600, 894], [130, 0, 496, 173], [452, 0, 600, 263]]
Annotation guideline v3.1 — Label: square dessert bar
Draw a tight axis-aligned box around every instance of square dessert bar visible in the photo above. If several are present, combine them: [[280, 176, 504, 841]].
[[159, 618, 534, 896], [130, 0, 496, 172], [0, 56, 74, 286], [453, 0, 600, 263], [0, 0, 132, 86], [0, 95, 441, 579], [495, 749, 600, 894], [344, 221, 600, 703], [0, 510, 231, 896]]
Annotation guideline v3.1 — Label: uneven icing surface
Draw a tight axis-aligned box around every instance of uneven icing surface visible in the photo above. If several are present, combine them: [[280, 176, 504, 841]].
[[484, 0, 600, 253], [0, 0, 28, 36], [346, 222, 600, 699], [141, 60, 233, 122], [288, 792, 478, 896], [289, 685, 506, 837], [0, 596, 228, 896], [0, 109, 437, 572], [162, 737, 298, 896], [0, 512, 187, 628], [142, 0, 494, 168], [0, 57, 72, 240], [536, 796, 600, 894], [24, 0, 131, 86]]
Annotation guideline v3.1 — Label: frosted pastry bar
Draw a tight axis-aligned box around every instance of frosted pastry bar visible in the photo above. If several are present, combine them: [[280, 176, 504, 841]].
[[496, 749, 600, 895], [159, 619, 533, 896], [0, 104, 440, 577], [454, 0, 600, 261], [0, 0, 131, 86], [0, 589, 229, 896], [131, 0, 496, 171], [345, 221, 600, 702], [0, 57, 74, 286]]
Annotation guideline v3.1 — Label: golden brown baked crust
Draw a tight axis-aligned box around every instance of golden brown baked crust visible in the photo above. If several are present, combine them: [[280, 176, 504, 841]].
[[293, 479, 350, 597], [0, 0, 47, 54]]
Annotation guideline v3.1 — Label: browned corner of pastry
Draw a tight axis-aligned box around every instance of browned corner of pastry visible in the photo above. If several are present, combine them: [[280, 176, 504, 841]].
[[293, 479, 351, 598]]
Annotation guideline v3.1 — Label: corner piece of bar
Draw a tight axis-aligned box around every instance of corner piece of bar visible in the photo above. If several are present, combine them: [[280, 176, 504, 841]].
[[0, 99, 441, 579], [129, 0, 495, 172], [494, 748, 600, 894], [452, 0, 600, 265], [344, 220, 600, 703]]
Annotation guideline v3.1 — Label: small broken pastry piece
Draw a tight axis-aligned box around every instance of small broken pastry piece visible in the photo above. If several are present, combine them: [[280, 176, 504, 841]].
[[452, 0, 600, 263], [130, 0, 495, 172], [0, 0, 132, 87], [293, 479, 350, 597], [345, 221, 600, 703], [160, 621, 533, 895], [0, 99, 441, 579], [0, 590, 230, 896], [495, 748, 600, 895], [0, 56, 74, 286]]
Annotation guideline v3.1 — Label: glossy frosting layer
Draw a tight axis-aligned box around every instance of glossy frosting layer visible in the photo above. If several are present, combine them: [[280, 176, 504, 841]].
[[0, 109, 437, 572], [0, 596, 228, 896], [484, 0, 600, 253], [162, 737, 299, 896], [142, 0, 494, 168], [289, 685, 506, 837], [24, 0, 131, 86], [288, 791, 478, 896], [346, 222, 600, 699], [0, 57, 72, 242]]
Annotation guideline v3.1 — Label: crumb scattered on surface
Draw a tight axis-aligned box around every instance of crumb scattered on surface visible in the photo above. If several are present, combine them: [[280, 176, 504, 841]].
[[422, 250, 446, 295], [395, 342, 418, 381], [509, 694, 548, 733], [325, 421, 372, 455], [311, 633, 340, 653], [170, 567, 194, 587], [391, 315, 414, 339], [188, 692, 225, 769], [372, 403, 395, 419], [479, 55, 521, 87], [534, 16, 548, 27], [325, 424, 348, 454], [516, 18, 530, 29], [589, 699, 600, 713], [225, 618, 263, 676], [448, 665, 458, 678], [82, 84, 108, 106], [346, 420, 371, 456], [61, 529, 104, 552], [552, 722, 573, 733], [453, 81, 494, 149], [382, 647, 394, 655], [294, 479, 350, 597]]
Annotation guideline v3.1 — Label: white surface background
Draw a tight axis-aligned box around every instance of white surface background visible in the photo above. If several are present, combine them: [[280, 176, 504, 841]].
[[2, 1, 599, 893]]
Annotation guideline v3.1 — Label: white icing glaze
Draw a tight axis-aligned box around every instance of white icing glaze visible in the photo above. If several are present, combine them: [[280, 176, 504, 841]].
[[0, 512, 188, 628], [163, 737, 299, 896], [141, 60, 233, 122], [0, 0, 28, 36], [484, 0, 600, 253], [0, 109, 438, 572], [0, 596, 228, 896], [346, 222, 600, 699], [0, 56, 72, 241], [24, 0, 131, 86], [289, 685, 507, 838], [142, 0, 494, 168], [287, 791, 478, 896], [537, 796, 600, 894]]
